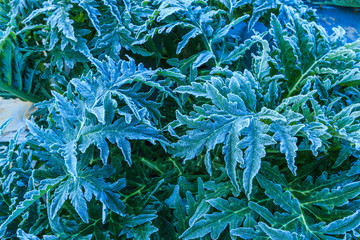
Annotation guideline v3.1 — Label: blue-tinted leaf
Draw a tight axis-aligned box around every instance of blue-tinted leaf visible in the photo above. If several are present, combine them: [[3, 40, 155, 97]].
[[61, 140, 78, 178], [321, 210, 360, 235], [258, 222, 297, 240], [50, 181, 70, 219], [126, 222, 158, 240], [48, 5, 77, 42], [102, 0, 122, 24], [248, 201, 275, 224], [231, 227, 267, 239], [0, 177, 64, 236], [69, 184, 89, 223], [180, 198, 249, 240], [223, 118, 250, 191], [79, 0, 101, 35], [270, 122, 303, 175], [256, 174, 301, 214], [176, 28, 201, 54], [303, 181, 360, 209], [257, 107, 286, 122], [239, 119, 276, 198], [0, 118, 13, 135], [193, 51, 215, 68], [79, 118, 167, 164], [303, 122, 329, 156], [157, 7, 182, 21], [189, 200, 210, 227], [82, 175, 126, 217], [17, 229, 40, 240]]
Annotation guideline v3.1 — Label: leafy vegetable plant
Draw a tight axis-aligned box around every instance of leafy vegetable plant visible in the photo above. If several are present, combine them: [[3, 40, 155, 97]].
[[1, 0, 360, 239]]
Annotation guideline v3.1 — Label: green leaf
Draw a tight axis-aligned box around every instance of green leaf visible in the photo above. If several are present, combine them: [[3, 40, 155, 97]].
[[192, 51, 214, 68], [49, 181, 70, 219], [69, 183, 89, 223], [270, 14, 299, 91], [176, 28, 201, 54], [180, 198, 249, 240], [248, 201, 275, 224], [17, 229, 40, 240], [0, 177, 64, 237], [223, 118, 250, 192], [61, 140, 78, 178], [239, 119, 276, 198], [302, 181, 360, 209], [270, 122, 302, 175], [321, 210, 360, 235], [126, 222, 158, 240], [231, 227, 267, 239], [258, 222, 297, 240], [79, 0, 101, 35], [189, 200, 210, 227], [48, 4, 77, 42], [256, 174, 301, 214]]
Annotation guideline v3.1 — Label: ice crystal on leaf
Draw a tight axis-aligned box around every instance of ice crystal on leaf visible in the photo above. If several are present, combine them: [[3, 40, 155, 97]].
[[0, 0, 360, 239]]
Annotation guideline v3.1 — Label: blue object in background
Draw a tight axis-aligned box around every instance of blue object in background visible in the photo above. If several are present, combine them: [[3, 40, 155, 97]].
[[308, 4, 360, 42]]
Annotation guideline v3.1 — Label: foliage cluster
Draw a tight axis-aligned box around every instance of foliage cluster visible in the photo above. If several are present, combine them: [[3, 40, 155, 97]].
[[1, 0, 360, 239]]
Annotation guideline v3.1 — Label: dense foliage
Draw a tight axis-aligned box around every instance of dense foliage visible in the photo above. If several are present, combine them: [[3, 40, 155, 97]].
[[1, 0, 360, 239]]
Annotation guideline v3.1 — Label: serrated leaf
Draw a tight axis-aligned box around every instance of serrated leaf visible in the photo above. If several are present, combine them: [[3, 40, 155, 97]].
[[0, 177, 64, 236], [270, 122, 302, 175], [223, 118, 250, 191], [303, 181, 360, 209], [17, 229, 40, 240], [48, 4, 77, 42], [321, 210, 360, 235], [50, 181, 70, 219], [79, 0, 101, 35], [193, 51, 215, 68], [157, 7, 182, 21], [126, 222, 158, 240], [256, 174, 301, 214], [231, 227, 267, 239], [258, 222, 297, 240], [176, 28, 201, 54], [69, 184, 89, 223], [180, 198, 249, 240], [189, 200, 210, 227], [248, 201, 275, 224], [239, 119, 276, 198], [61, 140, 78, 178]]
